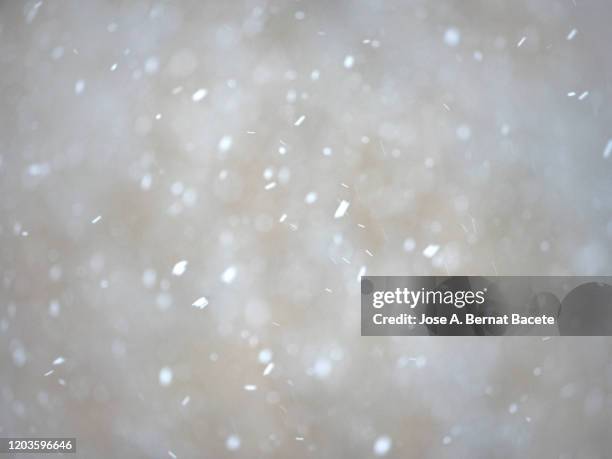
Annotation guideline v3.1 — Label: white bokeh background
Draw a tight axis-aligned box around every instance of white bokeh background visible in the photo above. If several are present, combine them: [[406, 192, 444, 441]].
[[1, 0, 612, 457]]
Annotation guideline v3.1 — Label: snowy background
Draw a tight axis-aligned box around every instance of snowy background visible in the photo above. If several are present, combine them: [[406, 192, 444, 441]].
[[2, 0, 612, 457]]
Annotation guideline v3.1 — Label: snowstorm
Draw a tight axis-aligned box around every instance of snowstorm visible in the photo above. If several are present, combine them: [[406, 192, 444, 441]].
[[1, 0, 612, 457]]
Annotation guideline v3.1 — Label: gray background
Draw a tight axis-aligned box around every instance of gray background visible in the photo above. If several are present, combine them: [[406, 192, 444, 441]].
[[2, 0, 612, 457]]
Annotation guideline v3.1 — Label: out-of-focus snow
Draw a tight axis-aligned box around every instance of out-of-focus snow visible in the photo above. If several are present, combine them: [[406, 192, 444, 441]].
[[1, 0, 612, 458]]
